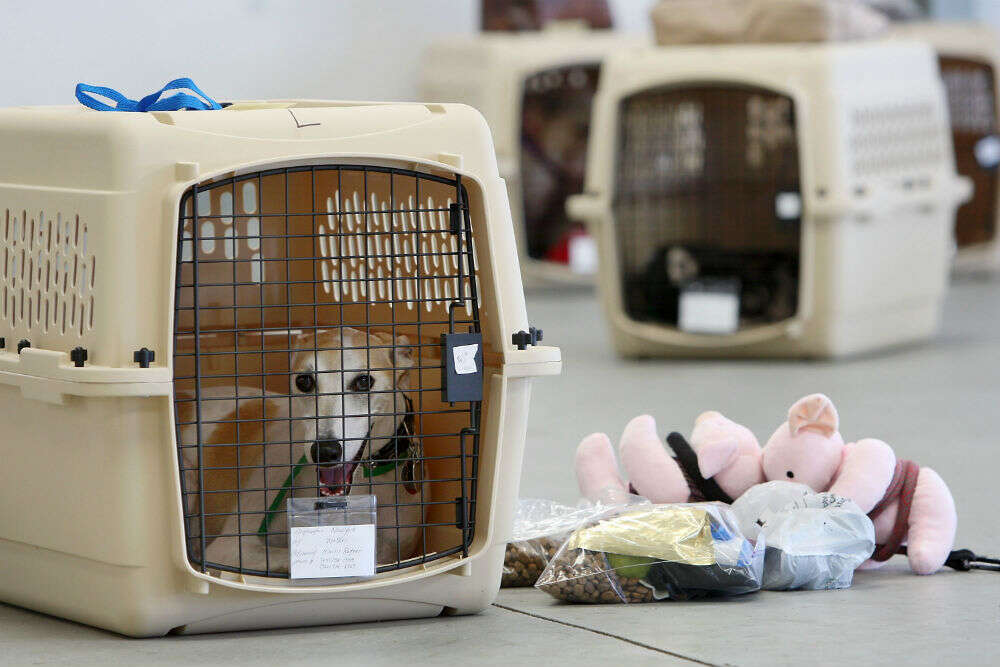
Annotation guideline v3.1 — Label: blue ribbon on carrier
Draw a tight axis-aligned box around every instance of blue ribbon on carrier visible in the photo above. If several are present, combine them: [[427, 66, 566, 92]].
[[75, 77, 222, 112]]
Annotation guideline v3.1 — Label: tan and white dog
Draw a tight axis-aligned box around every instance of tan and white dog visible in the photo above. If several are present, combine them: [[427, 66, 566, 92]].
[[177, 327, 424, 575]]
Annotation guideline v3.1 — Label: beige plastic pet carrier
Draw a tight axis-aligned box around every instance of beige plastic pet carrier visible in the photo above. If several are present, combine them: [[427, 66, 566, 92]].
[[421, 24, 641, 285], [890, 21, 1000, 272], [568, 42, 970, 358], [0, 100, 560, 636]]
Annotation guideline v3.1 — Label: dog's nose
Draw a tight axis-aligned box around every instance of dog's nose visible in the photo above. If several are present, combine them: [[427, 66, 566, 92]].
[[311, 439, 343, 465]]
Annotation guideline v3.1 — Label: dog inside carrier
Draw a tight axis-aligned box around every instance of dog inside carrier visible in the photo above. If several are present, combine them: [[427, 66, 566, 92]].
[[614, 84, 801, 333], [520, 62, 601, 272], [938, 55, 999, 249], [173, 164, 483, 579]]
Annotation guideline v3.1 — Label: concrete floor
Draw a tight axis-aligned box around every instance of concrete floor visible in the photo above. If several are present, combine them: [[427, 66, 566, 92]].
[[3, 277, 999, 666]]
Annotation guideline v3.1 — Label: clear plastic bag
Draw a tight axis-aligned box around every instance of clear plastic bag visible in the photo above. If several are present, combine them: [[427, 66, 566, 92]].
[[502, 497, 646, 588], [731, 481, 875, 590], [535, 503, 763, 603]]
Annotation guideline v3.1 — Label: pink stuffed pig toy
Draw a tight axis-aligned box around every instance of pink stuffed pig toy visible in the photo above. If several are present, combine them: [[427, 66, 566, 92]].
[[575, 412, 764, 505], [763, 393, 957, 575]]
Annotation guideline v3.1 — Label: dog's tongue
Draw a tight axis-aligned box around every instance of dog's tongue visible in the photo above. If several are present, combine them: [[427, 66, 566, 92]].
[[318, 463, 358, 496]]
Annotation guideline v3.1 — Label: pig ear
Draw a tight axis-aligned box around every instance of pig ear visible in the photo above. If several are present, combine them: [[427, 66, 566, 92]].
[[788, 393, 839, 437], [697, 437, 740, 479]]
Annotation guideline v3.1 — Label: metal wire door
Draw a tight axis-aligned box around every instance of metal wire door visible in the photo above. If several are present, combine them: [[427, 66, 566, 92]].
[[173, 164, 482, 579], [614, 84, 802, 330], [940, 56, 999, 248]]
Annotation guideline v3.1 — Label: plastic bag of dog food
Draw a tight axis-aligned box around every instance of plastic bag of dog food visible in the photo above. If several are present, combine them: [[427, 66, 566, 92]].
[[731, 481, 875, 590], [535, 503, 763, 602], [502, 497, 648, 588]]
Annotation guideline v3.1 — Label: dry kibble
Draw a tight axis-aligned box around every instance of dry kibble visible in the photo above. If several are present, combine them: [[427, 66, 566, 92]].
[[535, 548, 668, 604], [536, 548, 648, 604], [501, 536, 566, 588]]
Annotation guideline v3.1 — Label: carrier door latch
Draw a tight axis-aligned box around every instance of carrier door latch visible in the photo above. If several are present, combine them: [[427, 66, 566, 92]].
[[441, 332, 484, 403]]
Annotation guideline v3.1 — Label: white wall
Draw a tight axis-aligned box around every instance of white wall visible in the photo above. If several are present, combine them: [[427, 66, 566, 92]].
[[0, 0, 656, 108]]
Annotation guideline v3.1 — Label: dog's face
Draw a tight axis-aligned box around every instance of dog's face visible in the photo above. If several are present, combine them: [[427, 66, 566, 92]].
[[289, 327, 414, 496]]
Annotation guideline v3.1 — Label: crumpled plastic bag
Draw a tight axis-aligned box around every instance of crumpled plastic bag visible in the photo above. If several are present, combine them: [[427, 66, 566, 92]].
[[502, 497, 648, 587], [731, 481, 875, 590], [535, 503, 763, 602], [650, 0, 890, 46]]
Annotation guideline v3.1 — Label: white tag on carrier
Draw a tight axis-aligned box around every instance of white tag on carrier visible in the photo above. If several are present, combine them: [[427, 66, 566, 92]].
[[453, 343, 480, 375], [288, 495, 377, 579], [679, 279, 740, 335]]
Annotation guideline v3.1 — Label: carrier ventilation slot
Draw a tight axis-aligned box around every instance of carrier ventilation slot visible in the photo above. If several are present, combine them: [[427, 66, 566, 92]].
[[1, 209, 96, 339], [849, 101, 946, 178]]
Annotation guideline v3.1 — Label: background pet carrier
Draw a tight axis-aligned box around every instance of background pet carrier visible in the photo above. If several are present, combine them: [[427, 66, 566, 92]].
[[889, 21, 1000, 273], [421, 24, 642, 285], [568, 42, 971, 358], [0, 100, 560, 636]]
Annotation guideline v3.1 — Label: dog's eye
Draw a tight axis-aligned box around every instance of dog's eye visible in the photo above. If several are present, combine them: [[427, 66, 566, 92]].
[[349, 374, 374, 392], [295, 374, 316, 393]]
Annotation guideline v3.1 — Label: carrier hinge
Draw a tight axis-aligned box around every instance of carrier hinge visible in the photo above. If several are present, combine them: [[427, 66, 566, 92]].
[[17, 339, 30, 353], [511, 326, 543, 350]]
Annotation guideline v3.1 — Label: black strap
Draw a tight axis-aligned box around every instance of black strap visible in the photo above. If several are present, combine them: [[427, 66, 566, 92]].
[[666, 432, 734, 504], [897, 546, 1000, 572]]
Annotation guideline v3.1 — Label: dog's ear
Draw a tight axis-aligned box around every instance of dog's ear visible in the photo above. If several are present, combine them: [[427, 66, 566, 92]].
[[393, 334, 415, 372], [368, 331, 416, 373]]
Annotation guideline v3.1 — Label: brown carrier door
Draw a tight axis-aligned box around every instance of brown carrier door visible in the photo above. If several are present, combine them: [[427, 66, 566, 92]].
[[939, 56, 1000, 248], [520, 62, 601, 271], [614, 84, 802, 332], [173, 164, 483, 579]]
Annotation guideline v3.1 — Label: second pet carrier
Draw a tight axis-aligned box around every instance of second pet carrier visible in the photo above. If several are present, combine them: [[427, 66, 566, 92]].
[[569, 42, 970, 358], [890, 21, 1000, 272], [421, 25, 641, 285], [0, 100, 560, 636]]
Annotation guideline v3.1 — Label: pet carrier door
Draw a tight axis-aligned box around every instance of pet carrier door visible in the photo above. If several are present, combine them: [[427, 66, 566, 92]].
[[939, 56, 999, 248], [614, 84, 802, 333], [520, 63, 601, 274], [173, 164, 482, 580]]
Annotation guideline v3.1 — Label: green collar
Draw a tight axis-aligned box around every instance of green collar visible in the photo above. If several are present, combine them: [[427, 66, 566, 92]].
[[258, 455, 309, 536]]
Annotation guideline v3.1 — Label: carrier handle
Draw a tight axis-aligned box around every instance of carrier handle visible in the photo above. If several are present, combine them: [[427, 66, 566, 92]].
[[75, 77, 222, 112]]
